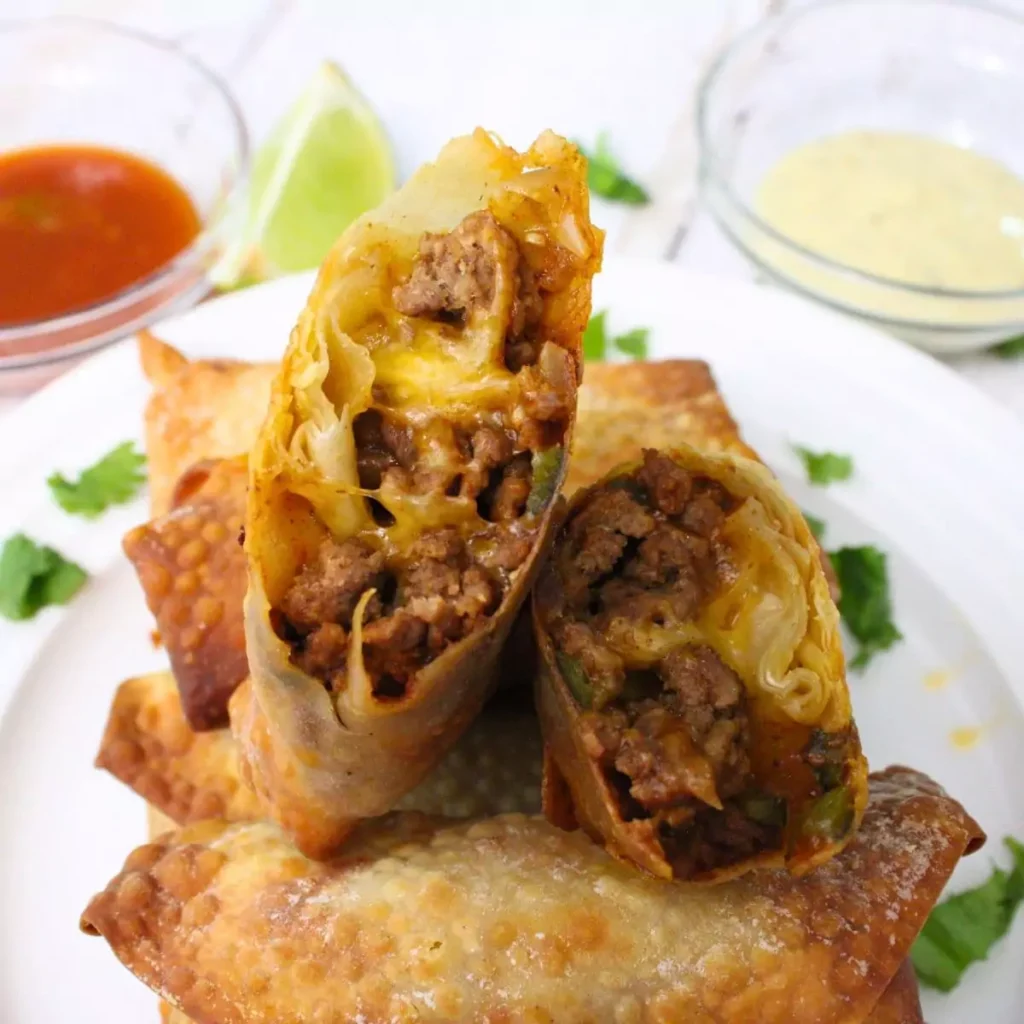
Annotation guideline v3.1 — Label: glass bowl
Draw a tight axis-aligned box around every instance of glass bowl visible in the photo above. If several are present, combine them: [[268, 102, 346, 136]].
[[0, 17, 249, 392], [696, 0, 1024, 355]]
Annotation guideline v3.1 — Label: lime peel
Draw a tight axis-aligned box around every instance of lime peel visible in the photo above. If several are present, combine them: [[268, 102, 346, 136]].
[[211, 61, 395, 288]]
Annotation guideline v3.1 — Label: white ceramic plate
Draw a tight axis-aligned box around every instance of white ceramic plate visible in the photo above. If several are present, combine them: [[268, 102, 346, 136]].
[[1, 260, 1022, 1024]]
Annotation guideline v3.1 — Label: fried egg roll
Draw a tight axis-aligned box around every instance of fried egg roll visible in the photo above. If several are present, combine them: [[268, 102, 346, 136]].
[[81, 767, 979, 1024], [534, 446, 868, 881], [236, 129, 601, 856]]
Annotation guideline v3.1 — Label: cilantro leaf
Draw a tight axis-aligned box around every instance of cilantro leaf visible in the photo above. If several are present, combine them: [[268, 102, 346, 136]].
[[829, 545, 902, 669], [913, 837, 1024, 992], [578, 132, 650, 205], [990, 334, 1024, 359], [803, 512, 826, 541], [584, 311, 650, 362], [614, 327, 649, 359], [0, 533, 88, 621], [47, 441, 146, 518], [794, 445, 853, 485], [583, 311, 608, 361]]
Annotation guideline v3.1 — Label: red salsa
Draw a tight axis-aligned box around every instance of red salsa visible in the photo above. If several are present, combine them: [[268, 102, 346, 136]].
[[0, 144, 200, 326]]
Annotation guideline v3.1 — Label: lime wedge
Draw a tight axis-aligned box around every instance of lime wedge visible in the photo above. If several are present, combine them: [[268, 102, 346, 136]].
[[212, 61, 395, 287]]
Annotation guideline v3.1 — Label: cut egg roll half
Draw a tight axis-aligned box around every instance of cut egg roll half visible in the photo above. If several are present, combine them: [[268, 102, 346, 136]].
[[238, 128, 602, 857], [534, 446, 868, 881]]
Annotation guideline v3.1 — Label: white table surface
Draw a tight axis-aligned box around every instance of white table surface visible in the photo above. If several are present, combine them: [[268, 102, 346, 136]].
[[3, 0, 1024, 421]]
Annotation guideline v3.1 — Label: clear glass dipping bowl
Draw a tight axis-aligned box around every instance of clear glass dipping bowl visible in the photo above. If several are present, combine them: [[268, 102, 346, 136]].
[[0, 17, 249, 392], [697, 0, 1024, 355]]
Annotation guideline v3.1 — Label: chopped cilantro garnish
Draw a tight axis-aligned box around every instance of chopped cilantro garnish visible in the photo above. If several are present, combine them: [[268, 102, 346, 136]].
[[583, 311, 650, 361], [829, 545, 902, 670], [578, 132, 649, 205], [913, 837, 1024, 992], [803, 512, 826, 541], [0, 533, 88, 621], [612, 327, 649, 359], [583, 311, 609, 361], [990, 334, 1024, 359], [47, 441, 146, 518], [794, 445, 853, 485]]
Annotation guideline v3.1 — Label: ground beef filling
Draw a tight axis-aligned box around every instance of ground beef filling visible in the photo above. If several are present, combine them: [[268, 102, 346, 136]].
[[282, 526, 513, 697], [553, 449, 785, 871], [278, 212, 569, 698]]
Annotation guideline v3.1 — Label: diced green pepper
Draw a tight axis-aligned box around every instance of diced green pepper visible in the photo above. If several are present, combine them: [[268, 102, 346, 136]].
[[742, 792, 787, 827], [527, 445, 565, 515], [800, 786, 854, 841], [556, 652, 593, 709]]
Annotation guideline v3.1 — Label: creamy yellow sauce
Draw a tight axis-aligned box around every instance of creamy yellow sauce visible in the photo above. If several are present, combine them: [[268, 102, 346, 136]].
[[922, 668, 952, 692], [751, 131, 1024, 326], [949, 725, 983, 751]]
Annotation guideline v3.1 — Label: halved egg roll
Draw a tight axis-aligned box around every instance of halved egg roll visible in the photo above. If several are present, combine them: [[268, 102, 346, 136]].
[[82, 767, 978, 1024], [534, 445, 868, 881], [236, 129, 601, 856]]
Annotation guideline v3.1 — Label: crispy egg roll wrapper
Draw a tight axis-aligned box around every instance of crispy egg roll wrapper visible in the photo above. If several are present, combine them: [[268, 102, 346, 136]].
[[156, 973, 923, 1024], [568, 359, 757, 493], [97, 673, 263, 825], [98, 671, 543, 828], [238, 129, 601, 857], [123, 458, 249, 731], [868, 960, 924, 1024], [138, 332, 273, 518], [534, 445, 868, 881], [82, 767, 979, 1024]]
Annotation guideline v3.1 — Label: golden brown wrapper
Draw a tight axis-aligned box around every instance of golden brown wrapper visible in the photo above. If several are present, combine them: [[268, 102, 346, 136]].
[[123, 458, 249, 730], [82, 767, 979, 1024], [868, 960, 925, 1024], [138, 332, 273, 518], [568, 359, 756, 493], [96, 671, 543, 828], [157, 969, 923, 1024], [96, 673, 262, 825], [534, 444, 867, 882]]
